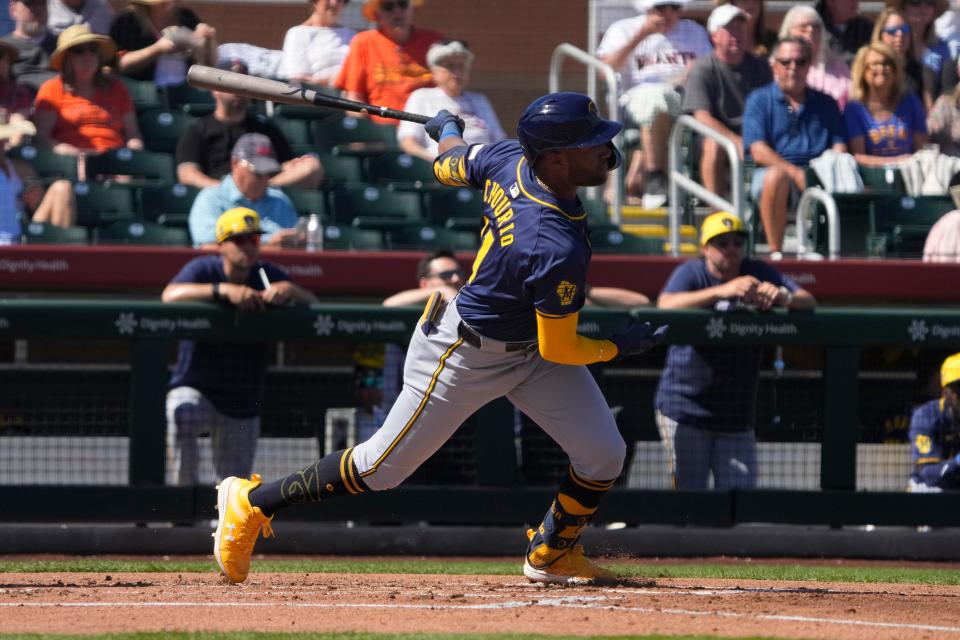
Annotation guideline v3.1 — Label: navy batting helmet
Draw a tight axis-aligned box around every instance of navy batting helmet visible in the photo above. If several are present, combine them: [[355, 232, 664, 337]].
[[517, 92, 622, 169]]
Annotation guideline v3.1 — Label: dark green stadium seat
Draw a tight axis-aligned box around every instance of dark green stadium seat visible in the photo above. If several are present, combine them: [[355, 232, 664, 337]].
[[875, 195, 954, 258], [20, 220, 89, 244], [137, 109, 194, 154], [93, 220, 190, 246], [73, 182, 137, 228], [425, 187, 483, 224], [444, 216, 483, 233], [270, 115, 314, 156], [138, 183, 200, 228], [165, 82, 215, 116], [119, 76, 165, 112], [364, 151, 437, 189], [85, 148, 176, 184], [330, 185, 422, 223], [315, 150, 363, 186], [313, 114, 398, 156], [589, 225, 664, 254], [386, 222, 478, 251], [859, 165, 906, 194], [6, 145, 78, 181], [322, 223, 384, 250], [282, 187, 328, 217]]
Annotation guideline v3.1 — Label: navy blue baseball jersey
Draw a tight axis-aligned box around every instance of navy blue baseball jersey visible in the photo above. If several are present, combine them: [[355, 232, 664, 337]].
[[434, 140, 591, 342], [655, 258, 800, 431], [908, 398, 960, 489], [167, 255, 290, 418]]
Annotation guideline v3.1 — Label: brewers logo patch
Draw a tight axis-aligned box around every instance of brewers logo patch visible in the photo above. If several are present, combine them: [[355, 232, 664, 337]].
[[556, 281, 577, 306], [915, 434, 932, 455]]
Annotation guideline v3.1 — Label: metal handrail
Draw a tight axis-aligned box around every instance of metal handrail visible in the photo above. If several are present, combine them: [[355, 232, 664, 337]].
[[548, 43, 623, 223], [795, 187, 840, 260], [667, 115, 744, 256]]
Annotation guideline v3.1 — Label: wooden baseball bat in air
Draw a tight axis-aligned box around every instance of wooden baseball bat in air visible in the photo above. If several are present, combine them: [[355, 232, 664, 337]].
[[186, 64, 431, 125]]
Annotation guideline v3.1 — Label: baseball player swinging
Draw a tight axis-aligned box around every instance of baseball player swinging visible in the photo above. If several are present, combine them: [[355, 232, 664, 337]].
[[213, 92, 669, 585]]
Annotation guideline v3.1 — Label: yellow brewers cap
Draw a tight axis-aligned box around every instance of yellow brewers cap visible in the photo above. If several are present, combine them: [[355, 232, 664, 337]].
[[215, 207, 263, 243], [700, 211, 747, 247], [941, 353, 960, 388]]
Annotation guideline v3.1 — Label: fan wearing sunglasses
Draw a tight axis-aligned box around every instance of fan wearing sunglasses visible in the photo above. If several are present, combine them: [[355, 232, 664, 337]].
[[334, 0, 442, 123], [654, 211, 814, 491], [162, 207, 318, 487]]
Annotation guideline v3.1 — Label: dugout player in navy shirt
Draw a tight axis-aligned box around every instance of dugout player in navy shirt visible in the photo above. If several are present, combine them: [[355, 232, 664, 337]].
[[654, 211, 815, 490], [210, 92, 668, 586], [162, 207, 317, 486], [908, 353, 960, 492]]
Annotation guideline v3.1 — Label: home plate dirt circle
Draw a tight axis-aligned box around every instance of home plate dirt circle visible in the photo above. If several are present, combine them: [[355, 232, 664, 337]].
[[3, 571, 960, 639]]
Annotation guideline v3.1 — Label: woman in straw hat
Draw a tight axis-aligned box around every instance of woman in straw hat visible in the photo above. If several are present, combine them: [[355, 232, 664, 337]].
[[334, 0, 442, 123], [0, 119, 77, 242], [33, 24, 143, 156], [885, 0, 953, 111], [109, 0, 216, 86]]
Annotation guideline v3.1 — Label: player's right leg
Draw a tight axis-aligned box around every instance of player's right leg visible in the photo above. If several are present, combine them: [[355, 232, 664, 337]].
[[213, 301, 509, 583]]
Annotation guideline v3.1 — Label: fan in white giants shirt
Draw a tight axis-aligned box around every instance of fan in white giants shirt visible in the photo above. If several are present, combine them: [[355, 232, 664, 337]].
[[597, 0, 712, 204]]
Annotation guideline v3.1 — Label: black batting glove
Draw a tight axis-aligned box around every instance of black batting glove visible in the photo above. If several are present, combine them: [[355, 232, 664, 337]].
[[609, 322, 669, 361], [425, 109, 465, 143]]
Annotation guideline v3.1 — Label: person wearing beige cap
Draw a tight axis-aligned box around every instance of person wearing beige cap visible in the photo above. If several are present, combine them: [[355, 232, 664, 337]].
[[397, 39, 505, 161], [108, 0, 216, 86], [334, 0, 442, 123], [162, 207, 317, 487], [682, 4, 772, 197], [33, 24, 143, 155]]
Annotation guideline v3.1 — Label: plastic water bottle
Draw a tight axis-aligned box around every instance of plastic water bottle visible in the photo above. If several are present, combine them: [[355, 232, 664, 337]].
[[305, 214, 323, 252]]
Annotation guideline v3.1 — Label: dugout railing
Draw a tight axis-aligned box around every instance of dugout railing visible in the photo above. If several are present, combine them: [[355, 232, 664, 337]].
[[1, 300, 959, 527]]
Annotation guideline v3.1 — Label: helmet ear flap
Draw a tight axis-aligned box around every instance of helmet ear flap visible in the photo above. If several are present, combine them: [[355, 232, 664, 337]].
[[606, 142, 622, 170]]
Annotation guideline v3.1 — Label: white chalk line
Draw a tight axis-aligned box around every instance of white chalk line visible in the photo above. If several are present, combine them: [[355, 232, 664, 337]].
[[3, 597, 960, 633]]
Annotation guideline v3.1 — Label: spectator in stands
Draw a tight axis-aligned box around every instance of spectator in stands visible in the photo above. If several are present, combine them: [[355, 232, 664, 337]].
[[189, 133, 301, 249], [176, 60, 323, 190], [47, 0, 113, 36], [887, 0, 953, 111], [1, 0, 56, 93], [33, 25, 143, 156], [780, 5, 852, 111], [163, 207, 318, 486], [654, 211, 815, 489], [596, 0, 712, 205], [335, 0, 441, 124], [0, 39, 34, 136], [109, 0, 216, 87], [397, 40, 506, 162], [816, 0, 874, 66], [0, 118, 75, 242], [874, 7, 932, 108], [278, 0, 355, 86], [928, 82, 960, 155], [845, 43, 928, 167], [922, 169, 960, 260], [682, 4, 772, 197], [714, 0, 777, 56], [743, 36, 847, 256], [907, 352, 960, 491]]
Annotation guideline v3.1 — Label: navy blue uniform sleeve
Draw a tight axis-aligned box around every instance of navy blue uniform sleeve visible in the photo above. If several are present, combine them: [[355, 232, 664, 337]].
[[433, 140, 517, 190], [169, 257, 221, 285], [530, 239, 588, 318]]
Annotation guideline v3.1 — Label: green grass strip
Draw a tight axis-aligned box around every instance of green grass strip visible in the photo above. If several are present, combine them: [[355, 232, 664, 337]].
[[0, 558, 957, 585], [0, 634, 795, 640]]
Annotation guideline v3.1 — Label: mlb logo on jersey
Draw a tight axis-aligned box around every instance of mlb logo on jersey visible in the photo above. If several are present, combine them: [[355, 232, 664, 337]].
[[556, 281, 578, 306]]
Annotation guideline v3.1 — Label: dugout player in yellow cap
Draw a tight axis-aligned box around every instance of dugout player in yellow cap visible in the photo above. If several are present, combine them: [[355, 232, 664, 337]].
[[160, 208, 317, 487], [653, 211, 815, 490], [907, 353, 960, 492]]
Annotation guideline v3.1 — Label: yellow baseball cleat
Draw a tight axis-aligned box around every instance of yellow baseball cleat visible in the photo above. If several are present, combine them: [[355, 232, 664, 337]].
[[213, 474, 274, 583], [522, 528, 618, 585]]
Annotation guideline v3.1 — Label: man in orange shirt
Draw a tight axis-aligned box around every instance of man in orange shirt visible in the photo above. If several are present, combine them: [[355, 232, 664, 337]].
[[334, 0, 442, 123]]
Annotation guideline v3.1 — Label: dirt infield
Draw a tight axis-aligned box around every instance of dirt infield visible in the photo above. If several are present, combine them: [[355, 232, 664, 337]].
[[3, 563, 960, 639]]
